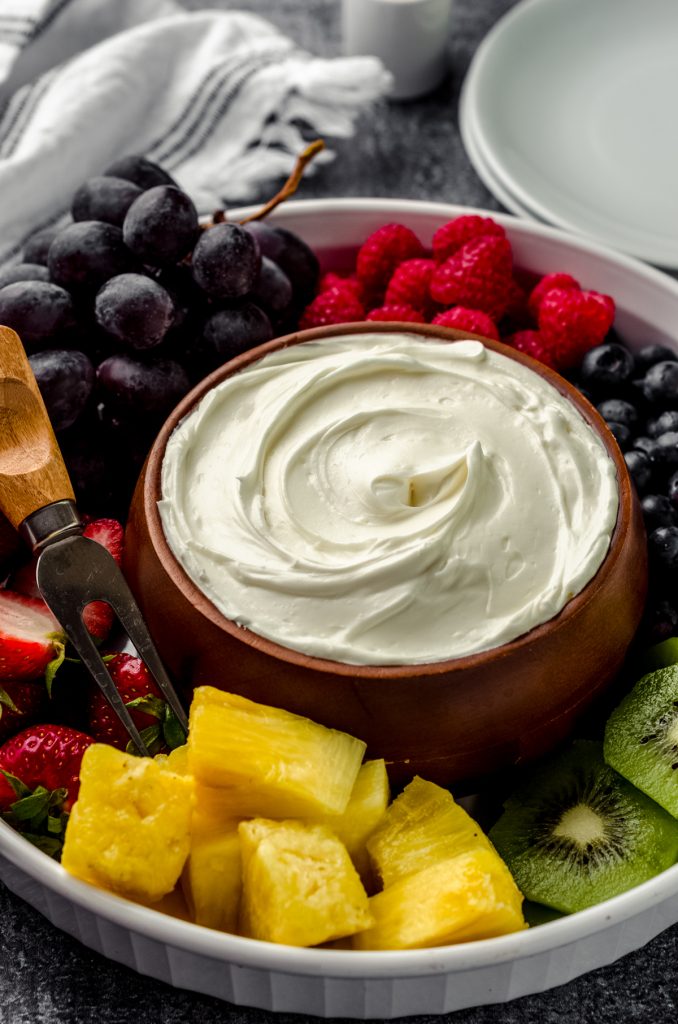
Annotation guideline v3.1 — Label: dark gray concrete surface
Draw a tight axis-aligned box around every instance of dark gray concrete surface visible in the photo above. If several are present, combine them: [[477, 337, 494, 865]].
[[3, 1, 676, 1021]]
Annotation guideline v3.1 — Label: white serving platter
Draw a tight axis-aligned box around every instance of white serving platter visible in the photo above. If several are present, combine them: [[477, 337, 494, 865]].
[[3, 198, 678, 1018], [460, 0, 678, 267]]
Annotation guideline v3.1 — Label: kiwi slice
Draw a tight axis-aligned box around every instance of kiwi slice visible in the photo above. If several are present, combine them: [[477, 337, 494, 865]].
[[489, 740, 678, 914], [605, 665, 678, 817]]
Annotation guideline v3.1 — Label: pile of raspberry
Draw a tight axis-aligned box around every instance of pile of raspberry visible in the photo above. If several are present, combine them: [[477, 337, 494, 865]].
[[300, 216, 615, 372]]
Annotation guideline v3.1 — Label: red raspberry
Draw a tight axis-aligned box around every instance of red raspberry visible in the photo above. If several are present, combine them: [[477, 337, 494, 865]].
[[430, 236, 513, 320], [508, 330, 559, 370], [538, 287, 615, 369], [319, 272, 364, 300], [356, 224, 425, 296], [385, 258, 436, 314], [432, 307, 499, 340], [300, 287, 365, 330], [366, 304, 426, 323], [432, 215, 505, 264], [527, 273, 580, 320]]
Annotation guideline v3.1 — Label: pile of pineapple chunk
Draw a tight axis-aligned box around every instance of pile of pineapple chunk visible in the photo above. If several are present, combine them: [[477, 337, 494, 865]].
[[61, 686, 526, 949]]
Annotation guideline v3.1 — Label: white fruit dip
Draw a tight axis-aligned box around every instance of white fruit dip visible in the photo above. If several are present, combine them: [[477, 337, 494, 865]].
[[159, 333, 619, 665]]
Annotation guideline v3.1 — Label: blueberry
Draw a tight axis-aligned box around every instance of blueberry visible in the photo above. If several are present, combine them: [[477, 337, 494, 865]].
[[669, 471, 678, 508], [654, 431, 678, 471], [634, 436, 660, 461], [649, 526, 678, 572], [606, 421, 631, 449], [596, 398, 638, 429], [580, 343, 635, 390], [624, 450, 653, 492], [635, 344, 678, 373], [647, 410, 678, 438], [642, 494, 678, 530], [642, 361, 678, 406], [645, 597, 678, 644]]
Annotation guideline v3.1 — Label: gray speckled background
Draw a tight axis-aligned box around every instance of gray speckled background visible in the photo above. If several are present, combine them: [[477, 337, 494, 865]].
[[3, 1, 677, 1021]]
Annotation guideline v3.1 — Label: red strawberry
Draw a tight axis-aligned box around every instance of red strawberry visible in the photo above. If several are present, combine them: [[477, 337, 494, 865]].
[[432, 307, 499, 340], [538, 287, 615, 369], [81, 518, 124, 641], [527, 273, 580, 320], [0, 591, 65, 681], [87, 653, 184, 754], [356, 224, 424, 297], [300, 287, 365, 330], [384, 258, 437, 315], [508, 330, 559, 370], [366, 304, 426, 323], [0, 724, 93, 857], [432, 215, 505, 264], [10, 518, 124, 644], [430, 236, 513, 320], [0, 680, 47, 742]]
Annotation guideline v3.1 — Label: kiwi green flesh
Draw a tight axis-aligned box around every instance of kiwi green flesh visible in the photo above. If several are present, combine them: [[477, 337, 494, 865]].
[[605, 666, 678, 818], [489, 740, 678, 914]]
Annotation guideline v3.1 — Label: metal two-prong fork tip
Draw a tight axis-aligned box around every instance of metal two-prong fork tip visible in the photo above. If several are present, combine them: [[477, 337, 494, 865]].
[[28, 506, 188, 757]]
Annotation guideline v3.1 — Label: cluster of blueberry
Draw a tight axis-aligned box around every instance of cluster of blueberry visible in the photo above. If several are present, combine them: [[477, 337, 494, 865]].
[[573, 340, 678, 640]]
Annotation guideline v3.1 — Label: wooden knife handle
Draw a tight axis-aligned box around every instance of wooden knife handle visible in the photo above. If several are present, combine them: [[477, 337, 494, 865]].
[[0, 326, 74, 530]]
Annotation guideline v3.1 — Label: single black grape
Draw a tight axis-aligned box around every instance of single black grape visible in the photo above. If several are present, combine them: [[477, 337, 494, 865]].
[[624, 450, 652, 492], [634, 436, 659, 461], [0, 263, 49, 288], [251, 256, 293, 318], [23, 225, 60, 266], [641, 494, 678, 531], [72, 176, 143, 227], [29, 350, 95, 431], [245, 222, 319, 305], [580, 343, 635, 390], [123, 186, 198, 267], [0, 281, 75, 349], [201, 303, 272, 366], [95, 273, 174, 350], [635, 344, 678, 373], [48, 221, 136, 293], [192, 223, 260, 300], [103, 155, 177, 190], [97, 354, 190, 416], [642, 361, 678, 407], [649, 525, 678, 572], [596, 398, 638, 430], [606, 421, 631, 449]]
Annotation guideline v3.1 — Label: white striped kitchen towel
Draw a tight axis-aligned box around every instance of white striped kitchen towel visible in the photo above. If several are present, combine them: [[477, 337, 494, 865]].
[[0, 0, 391, 265]]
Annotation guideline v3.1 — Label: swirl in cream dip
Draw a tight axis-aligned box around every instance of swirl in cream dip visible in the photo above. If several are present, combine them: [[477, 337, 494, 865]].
[[159, 334, 619, 665]]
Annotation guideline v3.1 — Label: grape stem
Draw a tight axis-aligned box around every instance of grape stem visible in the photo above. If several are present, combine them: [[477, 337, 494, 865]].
[[237, 140, 325, 225]]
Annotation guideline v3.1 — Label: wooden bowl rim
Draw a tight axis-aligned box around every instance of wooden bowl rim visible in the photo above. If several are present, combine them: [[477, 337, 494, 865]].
[[141, 322, 635, 680]]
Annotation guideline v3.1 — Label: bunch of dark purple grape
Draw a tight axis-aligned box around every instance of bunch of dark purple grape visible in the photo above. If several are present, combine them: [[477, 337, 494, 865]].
[[571, 338, 678, 643], [1, 155, 319, 516]]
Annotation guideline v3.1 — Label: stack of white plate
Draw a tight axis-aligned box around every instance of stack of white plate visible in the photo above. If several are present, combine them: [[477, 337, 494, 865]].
[[460, 0, 678, 269]]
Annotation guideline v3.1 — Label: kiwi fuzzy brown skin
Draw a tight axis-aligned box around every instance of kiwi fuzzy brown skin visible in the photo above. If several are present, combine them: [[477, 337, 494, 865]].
[[489, 740, 678, 914], [605, 665, 678, 817]]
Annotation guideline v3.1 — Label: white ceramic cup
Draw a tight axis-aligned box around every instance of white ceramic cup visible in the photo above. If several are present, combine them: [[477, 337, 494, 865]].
[[342, 0, 453, 101]]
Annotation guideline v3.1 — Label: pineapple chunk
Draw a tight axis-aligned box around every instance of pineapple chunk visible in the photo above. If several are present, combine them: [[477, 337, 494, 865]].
[[353, 848, 526, 950], [188, 687, 366, 817], [313, 759, 389, 879], [367, 776, 493, 887], [182, 822, 241, 932], [239, 819, 373, 946], [62, 744, 194, 903]]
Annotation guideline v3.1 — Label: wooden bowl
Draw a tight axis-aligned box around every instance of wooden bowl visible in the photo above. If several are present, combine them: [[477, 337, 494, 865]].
[[124, 323, 647, 788]]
